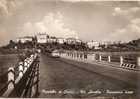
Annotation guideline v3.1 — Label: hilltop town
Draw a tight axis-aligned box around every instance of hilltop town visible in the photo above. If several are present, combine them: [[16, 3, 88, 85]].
[[0, 33, 140, 54]]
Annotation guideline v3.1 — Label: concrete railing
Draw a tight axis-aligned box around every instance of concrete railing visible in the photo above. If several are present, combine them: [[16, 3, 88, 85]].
[[59, 51, 140, 70], [0, 53, 39, 97]]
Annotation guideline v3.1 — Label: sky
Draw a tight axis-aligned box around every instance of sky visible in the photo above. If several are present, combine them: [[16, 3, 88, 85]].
[[0, 0, 140, 45]]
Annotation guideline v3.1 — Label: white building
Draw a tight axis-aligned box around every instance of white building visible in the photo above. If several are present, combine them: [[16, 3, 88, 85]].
[[66, 38, 82, 44], [36, 33, 47, 43], [76, 39, 82, 43], [100, 41, 112, 45], [17, 36, 33, 43], [47, 37, 57, 43], [87, 41, 100, 49], [57, 38, 66, 44], [66, 38, 76, 44], [100, 41, 114, 48]]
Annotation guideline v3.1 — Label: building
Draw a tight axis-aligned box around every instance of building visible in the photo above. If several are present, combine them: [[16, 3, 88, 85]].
[[57, 38, 66, 44], [36, 33, 47, 43], [76, 39, 82, 43], [17, 36, 33, 43], [47, 37, 57, 43], [87, 41, 100, 49], [100, 41, 115, 48], [66, 37, 81, 44]]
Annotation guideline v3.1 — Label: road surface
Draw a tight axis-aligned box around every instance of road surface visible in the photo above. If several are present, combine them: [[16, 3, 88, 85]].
[[39, 54, 139, 98]]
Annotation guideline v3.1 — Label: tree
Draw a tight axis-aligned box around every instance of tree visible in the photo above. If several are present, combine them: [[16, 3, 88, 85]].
[[9, 40, 16, 48]]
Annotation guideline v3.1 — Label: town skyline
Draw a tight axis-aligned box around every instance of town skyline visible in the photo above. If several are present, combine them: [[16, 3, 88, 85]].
[[16, 32, 129, 41]]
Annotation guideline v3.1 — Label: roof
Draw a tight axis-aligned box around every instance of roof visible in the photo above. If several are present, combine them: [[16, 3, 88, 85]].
[[66, 37, 76, 40], [18, 36, 33, 39]]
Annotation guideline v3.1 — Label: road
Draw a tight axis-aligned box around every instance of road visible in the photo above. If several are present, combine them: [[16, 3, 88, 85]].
[[39, 54, 139, 98]]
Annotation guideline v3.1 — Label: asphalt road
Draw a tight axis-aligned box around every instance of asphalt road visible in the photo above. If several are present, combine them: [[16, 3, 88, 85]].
[[39, 54, 139, 98]]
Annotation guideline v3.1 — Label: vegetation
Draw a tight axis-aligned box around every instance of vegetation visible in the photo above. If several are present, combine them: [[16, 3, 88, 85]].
[[0, 37, 140, 54], [98, 39, 140, 52]]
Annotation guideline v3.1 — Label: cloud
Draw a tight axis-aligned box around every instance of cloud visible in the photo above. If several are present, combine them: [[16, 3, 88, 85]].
[[110, 6, 140, 41], [129, 18, 140, 33], [112, 7, 140, 19], [107, 18, 140, 42], [0, 0, 22, 17], [22, 12, 78, 38], [0, 0, 9, 16], [0, 27, 14, 45]]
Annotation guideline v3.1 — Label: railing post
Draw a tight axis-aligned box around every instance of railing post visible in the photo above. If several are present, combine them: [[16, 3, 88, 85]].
[[27, 58, 30, 67], [2, 67, 15, 97], [19, 62, 24, 78], [108, 56, 111, 62], [72, 53, 74, 59], [120, 56, 123, 65], [84, 54, 87, 60], [24, 60, 28, 73], [137, 57, 140, 67], [8, 67, 15, 90], [99, 55, 102, 61]]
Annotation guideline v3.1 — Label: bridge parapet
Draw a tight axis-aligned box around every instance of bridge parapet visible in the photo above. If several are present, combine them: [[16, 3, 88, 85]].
[[59, 50, 140, 71], [0, 53, 39, 98]]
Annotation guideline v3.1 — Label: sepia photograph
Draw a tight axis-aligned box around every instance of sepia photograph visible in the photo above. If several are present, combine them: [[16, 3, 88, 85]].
[[0, 0, 140, 99]]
